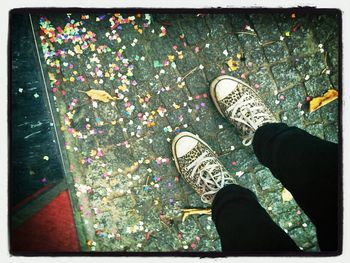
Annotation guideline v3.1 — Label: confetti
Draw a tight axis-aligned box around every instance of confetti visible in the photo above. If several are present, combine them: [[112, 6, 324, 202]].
[[159, 26, 167, 37], [236, 171, 244, 177]]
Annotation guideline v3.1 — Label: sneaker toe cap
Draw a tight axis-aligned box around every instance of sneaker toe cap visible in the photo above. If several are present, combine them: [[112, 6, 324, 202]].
[[215, 78, 239, 100], [175, 136, 198, 158]]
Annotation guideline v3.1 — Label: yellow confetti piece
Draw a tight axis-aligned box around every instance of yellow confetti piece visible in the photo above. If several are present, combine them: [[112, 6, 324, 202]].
[[74, 45, 83, 54], [48, 72, 56, 81], [285, 31, 291, 37], [281, 188, 293, 202], [177, 51, 184, 60], [173, 103, 181, 109], [309, 88, 338, 113], [69, 77, 75, 82], [168, 55, 175, 62]]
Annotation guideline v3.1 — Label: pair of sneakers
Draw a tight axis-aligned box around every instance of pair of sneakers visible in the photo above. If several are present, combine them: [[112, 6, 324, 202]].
[[172, 76, 277, 204]]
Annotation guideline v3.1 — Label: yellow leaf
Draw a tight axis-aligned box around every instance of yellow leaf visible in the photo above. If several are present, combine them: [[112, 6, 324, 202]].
[[281, 188, 293, 202], [226, 58, 239, 71], [181, 208, 212, 222], [309, 88, 338, 113], [84, 89, 117, 103]]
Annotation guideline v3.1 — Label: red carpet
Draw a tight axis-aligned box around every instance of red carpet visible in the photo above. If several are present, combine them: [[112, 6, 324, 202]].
[[11, 190, 80, 253]]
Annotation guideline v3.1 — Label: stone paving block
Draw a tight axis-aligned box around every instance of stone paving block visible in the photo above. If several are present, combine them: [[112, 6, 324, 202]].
[[264, 41, 289, 63], [309, 14, 339, 47], [179, 16, 209, 45], [294, 53, 326, 76], [223, 33, 242, 55], [230, 14, 250, 32], [236, 33, 261, 50], [325, 38, 339, 71], [159, 87, 188, 107], [280, 109, 305, 129], [329, 70, 339, 88], [260, 192, 281, 210], [303, 110, 322, 125], [211, 108, 232, 131], [271, 62, 301, 89], [255, 169, 282, 192], [319, 100, 338, 123], [202, 62, 221, 83], [324, 123, 339, 144], [184, 69, 209, 95], [175, 50, 201, 75], [244, 47, 267, 67], [304, 74, 333, 97], [273, 12, 297, 36], [200, 42, 228, 66], [279, 85, 306, 110], [206, 14, 233, 39], [285, 20, 318, 56], [235, 172, 259, 195], [304, 123, 325, 140], [288, 228, 310, 247], [227, 148, 260, 173], [263, 91, 283, 114], [217, 128, 244, 153], [248, 66, 278, 94], [249, 13, 282, 42]]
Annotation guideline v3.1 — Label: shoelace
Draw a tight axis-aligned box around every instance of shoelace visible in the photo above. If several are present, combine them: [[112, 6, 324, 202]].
[[185, 151, 234, 203], [225, 93, 273, 146]]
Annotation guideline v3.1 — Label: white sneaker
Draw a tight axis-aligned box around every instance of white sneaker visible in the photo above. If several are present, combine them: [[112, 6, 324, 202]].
[[172, 131, 236, 204], [210, 75, 278, 146]]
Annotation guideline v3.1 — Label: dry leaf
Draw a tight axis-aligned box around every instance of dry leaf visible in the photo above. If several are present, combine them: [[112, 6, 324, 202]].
[[181, 208, 211, 222], [84, 89, 117, 103], [281, 188, 293, 202], [226, 58, 239, 71], [309, 88, 338, 113]]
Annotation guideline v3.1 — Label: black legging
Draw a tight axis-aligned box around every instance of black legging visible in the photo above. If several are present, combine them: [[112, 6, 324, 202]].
[[212, 123, 339, 253]]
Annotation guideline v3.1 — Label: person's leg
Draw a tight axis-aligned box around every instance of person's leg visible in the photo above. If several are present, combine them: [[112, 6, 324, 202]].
[[253, 123, 339, 252], [172, 131, 300, 252], [209, 75, 339, 252], [212, 184, 300, 252]]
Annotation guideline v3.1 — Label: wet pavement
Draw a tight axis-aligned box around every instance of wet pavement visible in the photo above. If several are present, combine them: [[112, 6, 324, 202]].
[[31, 10, 339, 252]]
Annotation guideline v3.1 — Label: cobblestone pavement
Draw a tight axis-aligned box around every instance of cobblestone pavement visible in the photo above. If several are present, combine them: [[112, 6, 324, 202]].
[[34, 10, 339, 252]]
